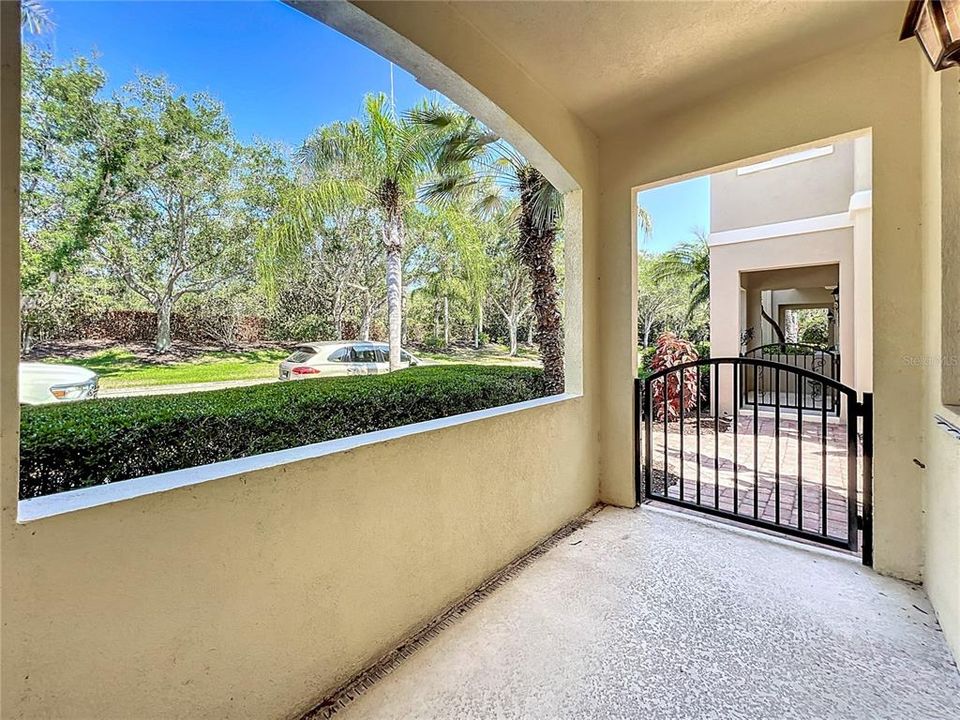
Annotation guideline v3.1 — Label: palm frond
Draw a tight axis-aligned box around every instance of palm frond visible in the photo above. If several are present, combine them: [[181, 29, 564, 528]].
[[637, 204, 653, 242], [651, 230, 710, 319], [22, 0, 54, 35], [524, 167, 564, 232], [257, 179, 368, 299]]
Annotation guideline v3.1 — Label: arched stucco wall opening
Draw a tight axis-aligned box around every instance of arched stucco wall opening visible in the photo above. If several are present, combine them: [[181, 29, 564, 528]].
[[0, 3, 603, 718]]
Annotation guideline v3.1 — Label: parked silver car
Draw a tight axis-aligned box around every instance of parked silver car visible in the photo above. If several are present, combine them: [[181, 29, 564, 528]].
[[19, 362, 99, 405], [279, 341, 420, 381]]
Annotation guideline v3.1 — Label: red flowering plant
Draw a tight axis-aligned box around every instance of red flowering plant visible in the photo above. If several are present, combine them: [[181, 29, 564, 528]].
[[650, 332, 700, 421]]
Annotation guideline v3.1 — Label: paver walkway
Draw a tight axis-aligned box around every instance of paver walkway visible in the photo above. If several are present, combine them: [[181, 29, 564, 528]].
[[647, 413, 859, 541]]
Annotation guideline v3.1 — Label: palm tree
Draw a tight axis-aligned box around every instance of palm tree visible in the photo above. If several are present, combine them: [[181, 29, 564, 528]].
[[21, 0, 54, 35], [261, 94, 433, 370], [653, 227, 710, 321], [411, 107, 566, 394]]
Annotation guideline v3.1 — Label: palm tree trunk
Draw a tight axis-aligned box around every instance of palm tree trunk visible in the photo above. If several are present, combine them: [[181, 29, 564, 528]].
[[383, 217, 403, 371], [518, 172, 564, 394]]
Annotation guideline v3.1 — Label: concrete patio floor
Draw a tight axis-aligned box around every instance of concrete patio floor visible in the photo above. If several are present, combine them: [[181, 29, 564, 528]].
[[322, 506, 960, 720]]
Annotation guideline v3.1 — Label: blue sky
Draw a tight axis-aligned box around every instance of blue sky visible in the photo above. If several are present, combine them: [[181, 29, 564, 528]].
[[637, 176, 710, 255], [33, 0, 436, 148]]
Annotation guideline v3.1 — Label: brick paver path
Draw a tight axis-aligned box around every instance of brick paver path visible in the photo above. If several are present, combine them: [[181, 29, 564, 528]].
[[646, 413, 862, 542]]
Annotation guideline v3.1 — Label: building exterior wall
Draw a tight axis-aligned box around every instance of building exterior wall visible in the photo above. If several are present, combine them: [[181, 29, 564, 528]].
[[711, 140, 855, 232], [709, 231, 853, 412], [0, 3, 603, 718], [708, 134, 871, 395], [918, 63, 960, 664], [600, 34, 926, 586]]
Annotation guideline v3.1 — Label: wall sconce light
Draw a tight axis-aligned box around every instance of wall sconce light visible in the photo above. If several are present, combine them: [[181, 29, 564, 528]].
[[901, 0, 960, 71]]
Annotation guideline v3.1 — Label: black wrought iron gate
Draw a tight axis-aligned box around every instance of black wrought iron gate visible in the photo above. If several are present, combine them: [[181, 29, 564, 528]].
[[635, 357, 873, 565]]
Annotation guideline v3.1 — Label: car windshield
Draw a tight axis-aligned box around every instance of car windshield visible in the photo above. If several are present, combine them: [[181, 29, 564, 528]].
[[286, 347, 315, 363]]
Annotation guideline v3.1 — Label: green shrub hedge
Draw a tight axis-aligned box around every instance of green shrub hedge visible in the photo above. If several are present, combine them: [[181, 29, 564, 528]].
[[20, 365, 547, 499]]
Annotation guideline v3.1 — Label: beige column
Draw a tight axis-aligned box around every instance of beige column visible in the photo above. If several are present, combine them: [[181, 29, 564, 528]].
[[709, 263, 742, 415], [850, 134, 873, 393]]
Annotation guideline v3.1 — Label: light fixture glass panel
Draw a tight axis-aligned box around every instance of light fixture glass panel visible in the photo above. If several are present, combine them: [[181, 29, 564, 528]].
[[917, 2, 944, 66], [942, 1, 960, 41]]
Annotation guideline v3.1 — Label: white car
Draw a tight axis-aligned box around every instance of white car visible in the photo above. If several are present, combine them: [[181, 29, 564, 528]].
[[279, 341, 420, 381], [19, 362, 99, 405]]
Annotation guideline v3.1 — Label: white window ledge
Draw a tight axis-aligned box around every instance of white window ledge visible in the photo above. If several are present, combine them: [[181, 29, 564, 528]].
[[708, 211, 852, 247], [736, 145, 834, 175], [18, 392, 581, 523], [934, 408, 960, 442]]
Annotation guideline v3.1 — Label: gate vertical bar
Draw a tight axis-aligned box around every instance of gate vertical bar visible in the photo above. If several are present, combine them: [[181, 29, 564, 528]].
[[644, 377, 653, 500], [774, 369, 781, 524], [797, 378, 804, 531], [679, 372, 685, 501], [862, 392, 874, 566], [663, 374, 668, 496], [753, 363, 759, 519], [733, 363, 739, 514], [821, 383, 828, 537], [635, 378, 643, 503], [696, 364, 702, 505], [846, 393, 859, 552], [714, 362, 720, 509]]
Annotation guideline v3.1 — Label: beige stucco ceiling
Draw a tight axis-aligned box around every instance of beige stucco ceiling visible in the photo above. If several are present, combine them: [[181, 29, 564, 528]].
[[448, 1, 904, 135]]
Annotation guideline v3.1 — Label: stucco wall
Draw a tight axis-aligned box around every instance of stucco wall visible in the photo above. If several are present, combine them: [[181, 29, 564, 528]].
[[919, 64, 960, 662], [711, 230, 856, 391], [0, 2, 602, 718], [711, 140, 855, 232], [598, 35, 926, 582], [710, 231, 853, 412]]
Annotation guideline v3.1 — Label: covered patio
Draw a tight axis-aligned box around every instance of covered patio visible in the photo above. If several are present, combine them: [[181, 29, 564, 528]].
[[312, 507, 960, 719], [2, 2, 958, 718]]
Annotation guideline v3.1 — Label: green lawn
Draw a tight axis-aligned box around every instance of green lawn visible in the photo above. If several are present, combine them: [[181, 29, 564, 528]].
[[418, 343, 540, 366], [40, 344, 537, 390], [45, 348, 289, 389]]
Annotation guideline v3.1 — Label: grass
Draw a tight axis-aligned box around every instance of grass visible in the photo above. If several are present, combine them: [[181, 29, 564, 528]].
[[44, 348, 289, 389], [38, 343, 539, 390], [417, 343, 540, 366]]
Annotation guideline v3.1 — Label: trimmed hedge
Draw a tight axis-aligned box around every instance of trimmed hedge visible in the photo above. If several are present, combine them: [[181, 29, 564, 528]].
[[20, 365, 547, 499]]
